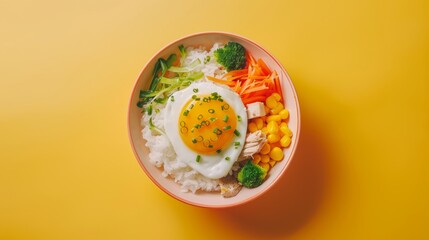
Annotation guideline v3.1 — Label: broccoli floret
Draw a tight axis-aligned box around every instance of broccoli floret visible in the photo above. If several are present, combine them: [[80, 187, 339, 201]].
[[214, 42, 246, 71], [237, 160, 267, 188]]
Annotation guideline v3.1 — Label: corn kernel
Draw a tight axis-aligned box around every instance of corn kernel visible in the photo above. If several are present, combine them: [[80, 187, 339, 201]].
[[269, 147, 284, 161], [280, 135, 291, 147], [267, 133, 280, 143], [255, 118, 264, 130], [261, 154, 270, 163], [280, 123, 293, 137], [261, 127, 268, 134], [258, 162, 270, 172], [272, 93, 282, 101], [248, 122, 258, 133], [268, 160, 276, 167], [270, 141, 282, 148], [260, 143, 271, 155], [252, 154, 261, 164], [265, 96, 278, 109], [270, 102, 284, 115], [279, 109, 289, 120], [267, 121, 279, 134], [266, 115, 281, 123]]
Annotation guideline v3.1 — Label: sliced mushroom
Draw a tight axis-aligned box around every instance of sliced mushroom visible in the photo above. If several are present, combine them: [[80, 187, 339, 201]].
[[220, 174, 243, 198]]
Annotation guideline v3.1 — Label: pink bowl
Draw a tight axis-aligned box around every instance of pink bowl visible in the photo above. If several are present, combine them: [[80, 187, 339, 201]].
[[127, 32, 301, 208]]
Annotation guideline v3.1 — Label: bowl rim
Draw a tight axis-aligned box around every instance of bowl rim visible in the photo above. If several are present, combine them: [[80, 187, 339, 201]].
[[127, 31, 301, 208]]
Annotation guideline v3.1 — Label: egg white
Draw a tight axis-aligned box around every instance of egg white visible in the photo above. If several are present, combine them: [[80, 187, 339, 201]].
[[163, 81, 248, 179]]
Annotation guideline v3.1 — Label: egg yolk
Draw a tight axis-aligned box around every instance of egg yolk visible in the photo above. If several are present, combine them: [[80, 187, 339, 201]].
[[178, 93, 238, 154]]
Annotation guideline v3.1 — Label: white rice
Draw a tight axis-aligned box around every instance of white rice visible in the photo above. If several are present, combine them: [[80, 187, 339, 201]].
[[141, 44, 230, 193]]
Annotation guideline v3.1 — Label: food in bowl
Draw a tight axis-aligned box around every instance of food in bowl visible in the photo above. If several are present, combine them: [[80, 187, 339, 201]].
[[136, 41, 293, 197]]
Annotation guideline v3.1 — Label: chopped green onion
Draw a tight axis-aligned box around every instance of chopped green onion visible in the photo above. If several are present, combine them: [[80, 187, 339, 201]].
[[137, 101, 144, 108], [170, 96, 175, 102], [154, 98, 166, 103], [223, 115, 229, 122], [234, 142, 240, 146], [180, 121, 186, 127], [189, 104, 194, 109], [216, 149, 222, 153], [223, 125, 231, 130], [203, 140, 210, 147], [196, 155, 201, 163], [213, 128, 222, 135], [225, 156, 230, 161], [208, 109, 215, 114], [221, 104, 230, 111], [234, 129, 241, 136], [192, 138, 197, 144], [210, 117, 217, 122], [192, 94, 197, 99], [183, 110, 189, 116], [180, 127, 188, 134], [208, 144, 213, 148], [204, 56, 210, 64], [237, 115, 242, 122], [197, 114, 203, 120], [193, 88, 199, 93], [147, 105, 153, 115]]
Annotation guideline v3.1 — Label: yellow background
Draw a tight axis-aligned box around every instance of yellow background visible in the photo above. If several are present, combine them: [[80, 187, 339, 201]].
[[1, 0, 428, 239]]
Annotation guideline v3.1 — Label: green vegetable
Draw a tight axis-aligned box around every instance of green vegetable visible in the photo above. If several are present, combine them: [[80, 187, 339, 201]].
[[234, 129, 241, 137], [179, 44, 186, 65], [214, 42, 246, 72], [237, 160, 267, 188], [137, 44, 204, 109], [137, 54, 176, 108], [223, 115, 229, 122]]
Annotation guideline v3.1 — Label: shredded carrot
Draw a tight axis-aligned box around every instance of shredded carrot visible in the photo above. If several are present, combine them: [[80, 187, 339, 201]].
[[272, 71, 281, 94], [234, 80, 241, 91], [227, 74, 248, 81], [257, 58, 272, 75], [247, 75, 268, 80], [242, 95, 267, 104], [207, 52, 282, 105], [241, 85, 269, 95], [223, 69, 248, 78], [206, 76, 235, 87]]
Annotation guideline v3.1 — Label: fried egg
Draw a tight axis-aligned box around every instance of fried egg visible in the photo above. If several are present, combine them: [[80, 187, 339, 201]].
[[164, 81, 248, 179]]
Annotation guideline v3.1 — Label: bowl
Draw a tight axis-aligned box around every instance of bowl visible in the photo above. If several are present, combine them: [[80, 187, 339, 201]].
[[127, 32, 300, 208]]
